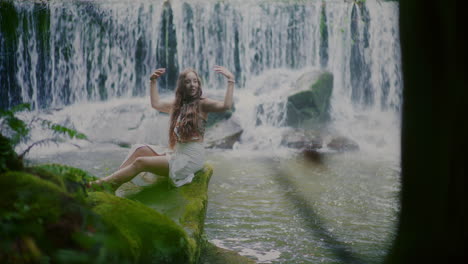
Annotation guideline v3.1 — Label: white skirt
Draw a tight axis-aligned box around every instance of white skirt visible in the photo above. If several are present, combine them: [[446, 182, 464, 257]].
[[123, 142, 205, 187]]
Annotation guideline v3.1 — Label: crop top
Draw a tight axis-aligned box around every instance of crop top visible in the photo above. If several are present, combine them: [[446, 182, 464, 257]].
[[174, 114, 207, 142]]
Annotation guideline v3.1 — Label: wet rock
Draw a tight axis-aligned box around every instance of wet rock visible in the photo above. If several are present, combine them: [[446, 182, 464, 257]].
[[205, 117, 243, 149], [280, 128, 323, 149], [327, 136, 359, 152], [286, 71, 333, 128]]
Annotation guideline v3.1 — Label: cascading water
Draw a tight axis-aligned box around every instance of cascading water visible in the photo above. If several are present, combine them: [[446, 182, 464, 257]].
[[1, 1, 402, 263], [1, 0, 401, 157]]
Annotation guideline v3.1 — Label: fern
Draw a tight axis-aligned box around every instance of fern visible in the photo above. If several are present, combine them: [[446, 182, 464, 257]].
[[0, 103, 31, 146], [18, 138, 60, 159], [40, 119, 87, 140], [0, 103, 88, 162]]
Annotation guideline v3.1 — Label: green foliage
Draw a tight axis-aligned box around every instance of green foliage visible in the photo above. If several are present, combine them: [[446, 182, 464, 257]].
[[0, 102, 213, 263], [28, 164, 100, 201], [0, 169, 131, 263], [40, 119, 87, 140], [0, 133, 22, 173], [0, 103, 31, 146], [0, 103, 87, 162]]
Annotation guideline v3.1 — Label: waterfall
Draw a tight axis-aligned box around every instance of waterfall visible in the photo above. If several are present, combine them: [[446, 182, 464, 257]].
[[1, 0, 401, 155]]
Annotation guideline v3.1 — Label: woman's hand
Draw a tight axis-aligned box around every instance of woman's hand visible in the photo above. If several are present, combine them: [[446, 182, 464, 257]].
[[150, 68, 166, 81], [214, 65, 235, 82], [149, 68, 173, 113]]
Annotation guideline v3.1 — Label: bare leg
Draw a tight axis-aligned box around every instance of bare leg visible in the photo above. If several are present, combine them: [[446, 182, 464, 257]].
[[91, 156, 169, 190], [119, 145, 162, 169]]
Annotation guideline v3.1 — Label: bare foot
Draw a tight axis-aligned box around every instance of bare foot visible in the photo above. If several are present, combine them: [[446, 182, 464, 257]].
[[86, 179, 104, 190], [87, 179, 120, 193]]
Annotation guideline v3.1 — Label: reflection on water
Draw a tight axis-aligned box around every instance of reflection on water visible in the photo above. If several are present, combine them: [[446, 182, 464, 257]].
[[205, 150, 400, 263]]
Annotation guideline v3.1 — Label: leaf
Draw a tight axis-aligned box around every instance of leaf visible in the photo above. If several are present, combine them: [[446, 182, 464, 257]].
[[40, 119, 88, 140], [0, 104, 88, 159], [7, 116, 29, 137], [10, 103, 31, 113]]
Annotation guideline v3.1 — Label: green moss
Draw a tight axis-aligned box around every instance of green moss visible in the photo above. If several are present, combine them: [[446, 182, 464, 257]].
[[179, 166, 212, 231], [0, 171, 90, 262], [23, 166, 66, 189], [119, 164, 214, 263], [0, 171, 67, 225], [30, 164, 99, 200], [87, 191, 194, 263], [0, 167, 137, 263], [309, 72, 333, 115], [1, 160, 213, 263], [287, 72, 333, 128], [0, 134, 23, 173]]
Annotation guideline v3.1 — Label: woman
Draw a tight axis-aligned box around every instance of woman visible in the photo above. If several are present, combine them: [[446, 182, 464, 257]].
[[89, 65, 235, 189]]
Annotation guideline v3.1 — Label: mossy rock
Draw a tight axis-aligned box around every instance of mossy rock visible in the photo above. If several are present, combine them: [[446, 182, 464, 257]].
[[0, 170, 126, 263], [286, 71, 333, 128], [0, 171, 70, 229], [115, 165, 214, 263], [26, 164, 99, 201], [1, 160, 213, 263], [86, 192, 195, 263]]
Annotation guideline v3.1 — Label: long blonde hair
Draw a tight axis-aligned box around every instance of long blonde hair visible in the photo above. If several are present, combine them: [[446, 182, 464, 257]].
[[168, 68, 203, 149]]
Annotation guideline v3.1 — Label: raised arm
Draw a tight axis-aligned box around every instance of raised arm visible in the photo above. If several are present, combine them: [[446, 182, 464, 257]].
[[150, 68, 173, 113], [201, 66, 235, 113]]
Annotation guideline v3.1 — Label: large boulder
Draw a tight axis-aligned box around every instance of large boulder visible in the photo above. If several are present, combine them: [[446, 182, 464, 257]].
[[87, 192, 194, 263], [0, 163, 213, 264], [115, 165, 214, 263], [286, 71, 333, 128], [0, 166, 129, 263], [205, 117, 243, 149]]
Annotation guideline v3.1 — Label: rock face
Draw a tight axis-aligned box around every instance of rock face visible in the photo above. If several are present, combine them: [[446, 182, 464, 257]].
[[205, 117, 243, 149], [0, 163, 213, 264], [286, 71, 333, 128]]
